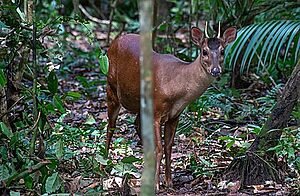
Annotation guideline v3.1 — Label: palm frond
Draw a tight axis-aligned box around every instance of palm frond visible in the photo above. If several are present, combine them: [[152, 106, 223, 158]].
[[225, 20, 300, 74]]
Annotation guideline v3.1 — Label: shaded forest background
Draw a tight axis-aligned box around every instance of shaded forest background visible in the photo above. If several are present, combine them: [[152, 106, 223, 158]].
[[0, 0, 299, 195]]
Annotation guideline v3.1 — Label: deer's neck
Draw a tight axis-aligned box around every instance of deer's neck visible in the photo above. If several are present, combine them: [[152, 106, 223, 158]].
[[185, 56, 214, 100], [168, 57, 214, 118]]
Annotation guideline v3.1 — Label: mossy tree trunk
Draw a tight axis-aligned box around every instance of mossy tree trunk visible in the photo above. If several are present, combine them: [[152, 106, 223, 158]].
[[224, 60, 300, 186]]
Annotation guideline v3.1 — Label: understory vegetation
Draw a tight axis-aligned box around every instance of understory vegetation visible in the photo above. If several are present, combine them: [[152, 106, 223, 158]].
[[0, 0, 299, 195]]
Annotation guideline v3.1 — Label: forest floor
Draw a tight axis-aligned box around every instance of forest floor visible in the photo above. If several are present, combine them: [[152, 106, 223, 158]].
[[47, 27, 299, 195]]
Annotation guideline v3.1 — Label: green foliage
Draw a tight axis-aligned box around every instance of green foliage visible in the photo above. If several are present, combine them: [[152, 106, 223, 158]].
[[268, 127, 300, 172], [99, 53, 109, 75], [0, 69, 6, 87], [47, 71, 59, 94], [0, 0, 299, 194], [189, 154, 216, 177], [45, 172, 63, 193], [225, 20, 300, 75], [0, 0, 111, 194]]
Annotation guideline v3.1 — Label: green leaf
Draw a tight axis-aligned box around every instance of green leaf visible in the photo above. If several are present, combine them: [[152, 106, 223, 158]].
[[24, 175, 33, 189], [218, 136, 233, 141], [84, 114, 96, 125], [226, 140, 235, 149], [0, 69, 7, 87], [0, 164, 10, 181], [9, 191, 20, 196], [55, 139, 64, 159], [53, 95, 66, 113], [121, 156, 141, 164], [95, 154, 108, 165], [99, 54, 109, 75], [65, 91, 81, 100], [0, 122, 13, 139], [47, 71, 58, 94], [225, 20, 300, 75], [0, 146, 8, 161], [16, 7, 25, 21], [0, 20, 8, 29], [45, 172, 62, 194]]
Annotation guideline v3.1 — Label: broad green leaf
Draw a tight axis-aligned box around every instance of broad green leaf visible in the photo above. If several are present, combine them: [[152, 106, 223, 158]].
[[45, 172, 62, 194], [218, 136, 233, 141], [55, 139, 64, 159], [0, 146, 8, 161], [121, 156, 141, 164], [53, 95, 66, 113], [0, 122, 13, 139], [0, 69, 7, 87], [95, 154, 108, 165], [99, 54, 109, 75], [226, 140, 235, 149], [24, 175, 33, 189], [47, 71, 58, 94], [0, 20, 8, 28], [225, 20, 300, 75], [9, 191, 20, 196], [84, 114, 96, 125], [0, 165, 10, 181], [16, 7, 25, 21], [65, 91, 81, 100]]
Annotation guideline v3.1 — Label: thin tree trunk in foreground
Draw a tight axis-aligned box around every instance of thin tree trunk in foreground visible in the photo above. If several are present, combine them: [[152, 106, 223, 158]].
[[139, 0, 155, 195], [224, 59, 300, 186]]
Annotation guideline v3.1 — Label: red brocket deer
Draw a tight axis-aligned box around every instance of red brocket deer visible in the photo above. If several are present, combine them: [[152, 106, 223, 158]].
[[106, 22, 237, 190]]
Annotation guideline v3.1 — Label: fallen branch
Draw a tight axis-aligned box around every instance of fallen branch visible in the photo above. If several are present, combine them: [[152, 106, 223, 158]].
[[5, 160, 51, 186]]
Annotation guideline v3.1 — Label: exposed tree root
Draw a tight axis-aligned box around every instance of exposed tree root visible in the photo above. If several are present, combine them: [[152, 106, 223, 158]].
[[223, 151, 284, 187], [224, 60, 300, 188]]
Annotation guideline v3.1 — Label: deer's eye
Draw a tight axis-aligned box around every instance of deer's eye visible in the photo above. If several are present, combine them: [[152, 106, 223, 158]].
[[221, 49, 224, 55], [202, 50, 208, 56]]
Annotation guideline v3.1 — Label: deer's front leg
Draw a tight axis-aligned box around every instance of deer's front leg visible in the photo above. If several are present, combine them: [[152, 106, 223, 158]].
[[164, 117, 179, 188], [154, 120, 163, 190]]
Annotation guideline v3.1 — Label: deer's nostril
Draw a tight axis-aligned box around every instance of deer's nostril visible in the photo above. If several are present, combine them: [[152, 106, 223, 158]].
[[211, 67, 221, 77]]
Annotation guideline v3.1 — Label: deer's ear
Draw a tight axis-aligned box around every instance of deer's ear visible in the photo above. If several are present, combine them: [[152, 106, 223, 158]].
[[223, 27, 237, 45], [191, 27, 204, 46]]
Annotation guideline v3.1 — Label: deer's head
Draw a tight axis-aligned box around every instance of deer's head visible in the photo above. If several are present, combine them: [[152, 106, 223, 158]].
[[191, 22, 237, 77]]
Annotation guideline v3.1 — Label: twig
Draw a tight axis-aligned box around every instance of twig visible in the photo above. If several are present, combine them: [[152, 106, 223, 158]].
[[0, 96, 24, 119], [107, 0, 118, 45], [31, 110, 41, 130], [78, 4, 109, 25]]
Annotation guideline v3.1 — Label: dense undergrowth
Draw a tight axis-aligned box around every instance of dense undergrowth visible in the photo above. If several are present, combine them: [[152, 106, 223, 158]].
[[0, 0, 299, 195]]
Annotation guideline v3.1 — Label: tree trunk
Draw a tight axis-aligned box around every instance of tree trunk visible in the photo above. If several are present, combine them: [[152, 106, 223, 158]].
[[224, 59, 300, 186], [139, 1, 155, 195]]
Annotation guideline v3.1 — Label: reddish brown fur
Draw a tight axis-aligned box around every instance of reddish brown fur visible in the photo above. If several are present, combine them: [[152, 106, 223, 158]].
[[106, 27, 237, 190]]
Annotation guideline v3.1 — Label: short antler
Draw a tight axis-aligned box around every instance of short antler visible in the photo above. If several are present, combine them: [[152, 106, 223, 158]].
[[217, 21, 221, 38], [205, 21, 209, 38]]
